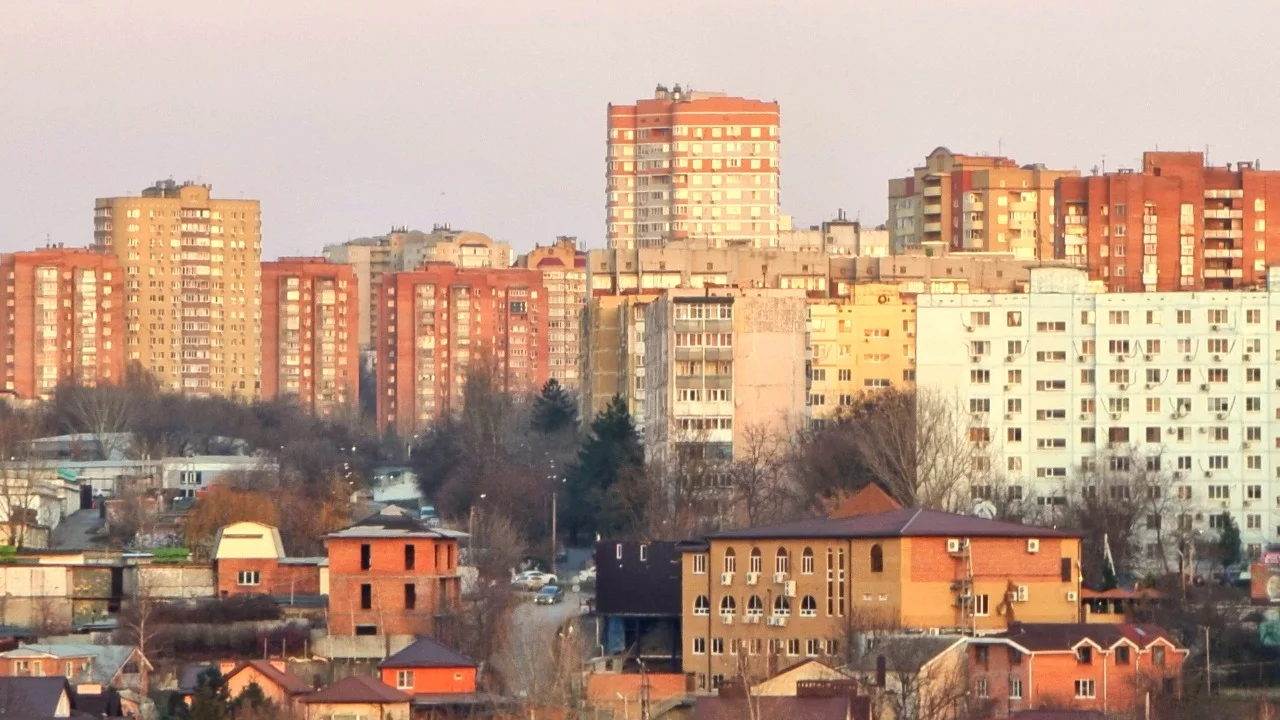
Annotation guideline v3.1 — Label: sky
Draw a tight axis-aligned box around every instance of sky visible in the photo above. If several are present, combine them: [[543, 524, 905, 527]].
[[2, 1, 1278, 258]]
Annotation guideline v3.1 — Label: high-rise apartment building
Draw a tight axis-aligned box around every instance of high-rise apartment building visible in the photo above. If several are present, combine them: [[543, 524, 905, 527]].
[[93, 180, 261, 398], [806, 286, 916, 423], [643, 289, 806, 471], [888, 147, 1077, 258], [916, 266, 1280, 557], [515, 237, 585, 391], [324, 226, 513, 351], [0, 247, 124, 399], [607, 85, 780, 250], [376, 265, 547, 433], [261, 258, 359, 415], [1056, 151, 1280, 291]]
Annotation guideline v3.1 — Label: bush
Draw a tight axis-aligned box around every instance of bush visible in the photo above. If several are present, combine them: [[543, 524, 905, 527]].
[[151, 547, 190, 564]]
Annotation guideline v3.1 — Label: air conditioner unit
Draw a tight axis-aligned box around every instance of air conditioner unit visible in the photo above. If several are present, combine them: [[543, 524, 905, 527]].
[[1204, 471, 1213, 478], [1006, 591, 1018, 602], [1145, 383, 1155, 390], [1185, 354, 1193, 361], [743, 615, 760, 625], [1198, 427, 1207, 434], [746, 572, 759, 586], [971, 356, 981, 363], [1027, 538, 1040, 554], [1200, 384, 1210, 391], [966, 326, 975, 333], [1077, 355, 1086, 362], [721, 614, 734, 625], [1214, 354, 1222, 362], [1110, 412, 1121, 420], [1166, 427, 1176, 434], [946, 538, 962, 554], [1080, 413, 1089, 420], [1212, 324, 1220, 331], [927, 628, 942, 636], [773, 572, 788, 584], [785, 580, 797, 597], [1005, 413, 1014, 420], [767, 616, 788, 627], [1006, 355, 1015, 362], [1221, 500, 1229, 508], [1244, 354, 1252, 361], [1066, 591, 1078, 602], [1118, 384, 1128, 391], [1017, 585, 1030, 603], [1003, 384, 1011, 391], [1116, 355, 1125, 363], [1173, 471, 1183, 479], [720, 573, 734, 586], [1144, 354, 1154, 361]]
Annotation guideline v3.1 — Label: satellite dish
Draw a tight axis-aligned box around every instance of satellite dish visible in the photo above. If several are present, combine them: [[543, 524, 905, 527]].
[[973, 501, 997, 520]]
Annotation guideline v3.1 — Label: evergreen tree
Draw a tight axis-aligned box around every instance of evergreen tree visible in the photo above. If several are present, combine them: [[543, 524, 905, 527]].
[[1217, 512, 1243, 572], [532, 379, 577, 434], [232, 681, 273, 715], [565, 395, 643, 541], [187, 668, 231, 720]]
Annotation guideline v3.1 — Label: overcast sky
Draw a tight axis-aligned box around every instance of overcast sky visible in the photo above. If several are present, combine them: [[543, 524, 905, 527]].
[[2, 1, 1276, 258]]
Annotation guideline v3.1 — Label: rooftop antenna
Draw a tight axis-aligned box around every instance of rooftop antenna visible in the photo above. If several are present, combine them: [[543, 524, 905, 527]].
[[997, 137, 1003, 156]]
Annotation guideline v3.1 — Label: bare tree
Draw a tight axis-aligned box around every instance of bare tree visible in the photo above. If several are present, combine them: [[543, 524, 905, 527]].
[[841, 633, 972, 720], [53, 383, 138, 459], [726, 424, 794, 528], [116, 572, 162, 696]]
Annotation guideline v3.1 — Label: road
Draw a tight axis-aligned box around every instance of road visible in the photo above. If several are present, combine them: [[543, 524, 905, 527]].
[[50, 509, 104, 550], [495, 547, 594, 700]]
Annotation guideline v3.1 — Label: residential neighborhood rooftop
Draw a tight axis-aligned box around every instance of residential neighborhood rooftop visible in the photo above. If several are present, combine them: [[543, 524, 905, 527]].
[[380, 636, 478, 669], [708, 508, 1080, 540]]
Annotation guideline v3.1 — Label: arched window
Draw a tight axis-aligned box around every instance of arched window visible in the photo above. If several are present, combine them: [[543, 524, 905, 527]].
[[693, 595, 710, 616], [720, 596, 737, 616], [749, 547, 762, 573], [723, 548, 737, 574], [800, 595, 818, 618], [875, 655, 887, 687], [746, 595, 764, 617], [801, 547, 815, 574], [773, 595, 791, 617], [870, 544, 884, 573], [775, 547, 790, 574]]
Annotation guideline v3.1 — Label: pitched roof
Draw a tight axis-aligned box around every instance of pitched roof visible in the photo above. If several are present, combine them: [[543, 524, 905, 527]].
[[301, 674, 411, 704], [981, 623, 1184, 652], [225, 660, 313, 695], [710, 508, 1077, 540], [695, 696, 850, 720], [327, 505, 454, 539], [6, 644, 146, 685], [842, 635, 965, 673], [380, 637, 477, 669], [825, 484, 903, 519], [178, 663, 215, 693], [0, 676, 73, 718]]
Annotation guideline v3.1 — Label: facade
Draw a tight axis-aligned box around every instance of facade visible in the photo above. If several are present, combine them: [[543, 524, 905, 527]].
[[828, 254, 1054, 299], [806, 286, 917, 422], [594, 541, 683, 664], [643, 289, 806, 470], [0, 248, 124, 400], [223, 660, 312, 711], [969, 623, 1186, 717], [581, 292, 658, 428], [889, 148, 1076, 258], [777, 213, 891, 256], [587, 242, 828, 297], [322, 238, 395, 350], [260, 257, 358, 415], [915, 266, 1280, 554], [515, 237, 586, 390], [376, 264, 548, 433], [379, 636, 478, 695], [325, 507, 462, 637], [1056, 151, 1280, 291], [680, 509, 1082, 684], [211, 521, 323, 598], [93, 180, 261, 398], [607, 85, 781, 250]]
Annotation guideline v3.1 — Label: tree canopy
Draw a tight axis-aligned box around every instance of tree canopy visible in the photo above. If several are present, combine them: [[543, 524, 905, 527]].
[[564, 395, 644, 541]]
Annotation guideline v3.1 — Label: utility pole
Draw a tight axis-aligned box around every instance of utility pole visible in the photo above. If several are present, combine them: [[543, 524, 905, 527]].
[[551, 491, 558, 576], [1205, 625, 1211, 696]]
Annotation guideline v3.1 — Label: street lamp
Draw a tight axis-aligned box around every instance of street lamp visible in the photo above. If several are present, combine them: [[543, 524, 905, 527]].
[[469, 493, 487, 554]]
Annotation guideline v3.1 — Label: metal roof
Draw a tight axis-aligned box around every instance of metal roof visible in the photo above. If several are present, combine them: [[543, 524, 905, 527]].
[[709, 508, 1079, 540]]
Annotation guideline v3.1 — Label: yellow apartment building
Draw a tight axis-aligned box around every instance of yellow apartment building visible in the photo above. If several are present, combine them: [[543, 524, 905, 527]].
[[680, 509, 1082, 684], [806, 285, 915, 421]]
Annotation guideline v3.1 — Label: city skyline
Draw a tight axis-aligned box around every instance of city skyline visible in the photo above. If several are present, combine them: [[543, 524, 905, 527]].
[[5, 1, 1280, 256]]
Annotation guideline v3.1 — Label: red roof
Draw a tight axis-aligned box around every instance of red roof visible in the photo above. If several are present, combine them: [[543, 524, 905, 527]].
[[224, 660, 312, 696], [302, 675, 410, 704], [980, 623, 1184, 653], [712, 508, 1078, 540]]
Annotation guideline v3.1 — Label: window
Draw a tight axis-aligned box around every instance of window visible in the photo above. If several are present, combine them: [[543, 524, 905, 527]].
[[640, 544, 649, 561], [693, 553, 707, 574], [802, 548, 814, 574], [971, 370, 990, 384], [1153, 646, 1166, 666], [694, 595, 710, 616], [773, 595, 791, 616], [360, 583, 372, 610], [1075, 679, 1097, 699], [746, 595, 764, 617], [775, 548, 790, 574], [693, 637, 706, 654], [801, 595, 818, 617], [750, 548, 762, 573], [723, 548, 736, 574], [1116, 646, 1131, 665], [974, 594, 990, 616], [1007, 311, 1023, 327], [720, 596, 736, 616], [1061, 558, 1073, 582], [1010, 678, 1023, 700], [870, 544, 884, 573], [1077, 646, 1093, 664], [237, 570, 260, 586], [395, 670, 414, 689], [404, 583, 416, 609], [355, 624, 378, 636], [1109, 310, 1129, 325], [404, 544, 415, 570], [711, 638, 724, 655], [360, 543, 371, 570], [970, 311, 990, 327]]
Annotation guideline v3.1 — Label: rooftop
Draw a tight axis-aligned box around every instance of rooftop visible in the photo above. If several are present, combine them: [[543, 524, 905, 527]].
[[976, 623, 1183, 652], [5, 643, 146, 686], [225, 660, 313, 696], [708, 508, 1079, 541], [695, 696, 851, 720], [301, 674, 410, 705], [380, 637, 477, 669], [327, 506, 457, 540]]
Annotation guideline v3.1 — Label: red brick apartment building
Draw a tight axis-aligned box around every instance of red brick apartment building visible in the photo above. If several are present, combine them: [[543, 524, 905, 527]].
[[1056, 151, 1280, 291], [0, 247, 124, 399], [261, 257, 359, 415], [325, 507, 461, 637], [968, 623, 1187, 718], [606, 84, 781, 250], [376, 264, 548, 433]]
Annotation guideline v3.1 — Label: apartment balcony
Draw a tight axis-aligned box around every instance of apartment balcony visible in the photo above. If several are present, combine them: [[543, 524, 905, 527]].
[[923, 185, 943, 198], [1205, 189, 1244, 199], [968, 220, 985, 230], [965, 202, 984, 212], [1204, 229, 1243, 239], [1204, 208, 1243, 219], [1204, 248, 1244, 259], [923, 222, 943, 233], [923, 204, 943, 216], [1204, 268, 1244, 279]]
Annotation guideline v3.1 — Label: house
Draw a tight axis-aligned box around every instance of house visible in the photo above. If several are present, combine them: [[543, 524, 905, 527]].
[[298, 674, 411, 720], [0, 643, 149, 698], [595, 540, 682, 670], [751, 658, 852, 696], [681, 508, 1083, 687], [161, 455, 276, 498], [0, 676, 76, 718], [695, 680, 870, 720], [223, 659, 314, 711], [299, 671, 409, 717], [841, 634, 969, 720], [325, 506, 463, 637], [212, 521, 324, 599], [1080, 588, 1162, 624], [379, 636, 477, 695], [968, 623, 1188, 717]]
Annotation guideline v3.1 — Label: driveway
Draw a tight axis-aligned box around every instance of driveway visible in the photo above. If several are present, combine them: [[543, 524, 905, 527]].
[[495, 587, 590, 701], [50, 509, 104, 550]]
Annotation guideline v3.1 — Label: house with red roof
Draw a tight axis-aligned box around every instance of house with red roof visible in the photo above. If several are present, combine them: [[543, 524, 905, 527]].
[[299, 674, 411, 720], [223, 659, 314, 713], [967, 623, 1187, 717]]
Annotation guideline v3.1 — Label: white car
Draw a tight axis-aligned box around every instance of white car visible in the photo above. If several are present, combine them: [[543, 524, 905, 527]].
[[512, 571, 558, 590], [574, 566, 597, 584]]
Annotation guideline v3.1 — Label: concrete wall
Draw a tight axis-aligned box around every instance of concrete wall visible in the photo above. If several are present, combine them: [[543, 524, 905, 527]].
[[130, 565, 215, 599]]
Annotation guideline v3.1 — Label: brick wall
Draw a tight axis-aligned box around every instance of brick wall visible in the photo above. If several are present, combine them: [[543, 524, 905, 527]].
[[216, 559, 321, 597], [327, 537, 461, 636]]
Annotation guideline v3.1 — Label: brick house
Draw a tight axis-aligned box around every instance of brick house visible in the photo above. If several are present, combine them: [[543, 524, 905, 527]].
[[212, 521, 323, 598], [967, 623, 1187, 717], [326, 506, 463, 636], [379, 636, 477, 695]]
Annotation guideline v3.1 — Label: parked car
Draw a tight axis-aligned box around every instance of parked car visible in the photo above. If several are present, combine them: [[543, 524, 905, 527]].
[[574, 566, 596, 585], [512, 571, 558, 590], [534, 585, 565, 605], [419, 505, 438, 521]]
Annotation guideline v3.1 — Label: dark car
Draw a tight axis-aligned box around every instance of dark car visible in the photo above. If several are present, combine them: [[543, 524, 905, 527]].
[[534, 585, 565, 605]]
